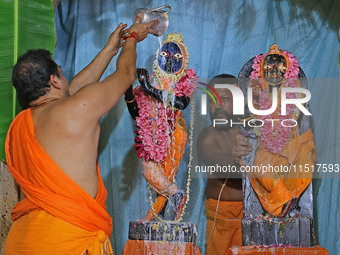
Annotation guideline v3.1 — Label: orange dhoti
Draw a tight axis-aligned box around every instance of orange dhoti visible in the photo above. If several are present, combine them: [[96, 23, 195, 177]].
[[5, 210, 112, 254], [4, 109, 113, 254], [143, 115, 188, 221], [248, 128, 316, 216], [205, 198, 243, 255]]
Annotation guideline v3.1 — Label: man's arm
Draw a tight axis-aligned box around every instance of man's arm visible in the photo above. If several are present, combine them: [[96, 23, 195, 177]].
[[197, 128, 252, 179], [62, 19, 159, 127], [197, 128, 236, 167], [68, 23, 128, 95]]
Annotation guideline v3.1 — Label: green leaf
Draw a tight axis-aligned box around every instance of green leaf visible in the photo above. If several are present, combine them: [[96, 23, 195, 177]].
[[0, 0, 56, 161]]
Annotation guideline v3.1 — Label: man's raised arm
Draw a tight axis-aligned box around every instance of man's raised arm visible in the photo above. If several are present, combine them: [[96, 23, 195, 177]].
[[65, 18, 159, 124], [68, 23, 128, 95]]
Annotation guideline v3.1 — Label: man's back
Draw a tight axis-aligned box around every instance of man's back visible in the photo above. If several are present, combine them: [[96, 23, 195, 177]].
[[31, 98, 100, 198]]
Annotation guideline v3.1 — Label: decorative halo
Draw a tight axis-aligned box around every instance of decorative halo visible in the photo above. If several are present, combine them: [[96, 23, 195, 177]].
[[152, 33, 189, 87]]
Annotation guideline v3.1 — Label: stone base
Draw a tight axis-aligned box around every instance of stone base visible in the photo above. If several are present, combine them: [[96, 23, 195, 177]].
[[128, 221, 197, 243], [123, 240, 202, 255], [227, 245, 328, 255], [242, 217, 313, 247]]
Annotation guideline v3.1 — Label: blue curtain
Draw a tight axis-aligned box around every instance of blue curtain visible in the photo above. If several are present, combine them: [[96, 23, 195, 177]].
[[54, 1, 340, 254]]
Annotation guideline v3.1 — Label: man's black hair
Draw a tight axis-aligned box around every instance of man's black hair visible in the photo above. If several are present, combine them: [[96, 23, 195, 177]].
[[12, 49, 59, 105], [208, 74, 238, 87]]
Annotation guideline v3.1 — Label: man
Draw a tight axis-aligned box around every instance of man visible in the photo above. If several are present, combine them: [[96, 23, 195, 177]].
[[4, 17, 158, 254], [197, 74, 252, 255]]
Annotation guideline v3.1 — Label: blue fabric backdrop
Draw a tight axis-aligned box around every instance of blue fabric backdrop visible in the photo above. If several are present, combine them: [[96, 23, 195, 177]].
[[54, 1, 340, 254]]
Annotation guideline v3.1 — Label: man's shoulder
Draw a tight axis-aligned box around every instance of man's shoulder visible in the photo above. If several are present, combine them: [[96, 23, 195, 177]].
[[43, 97, 84, 121], [198, 125, 218, 137], [14, 108, 30, 118], [198, 125, 219, 146], [9, 109, 31, 130], [32, 98, 85, 134]]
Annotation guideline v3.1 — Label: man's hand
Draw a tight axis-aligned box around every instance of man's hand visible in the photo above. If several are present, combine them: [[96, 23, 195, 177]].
[[232, 134, 253, 161], [105, 23, 128, 55], [128, 14, 159, 42]]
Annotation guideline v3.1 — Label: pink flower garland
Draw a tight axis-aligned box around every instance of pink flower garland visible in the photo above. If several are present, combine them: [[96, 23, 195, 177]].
[[250, 51, 299, 153], [134, 69, 198, 162], [258, 91, 296, 153], [250, 54, 266, 80], [173, 69, 198, 97]]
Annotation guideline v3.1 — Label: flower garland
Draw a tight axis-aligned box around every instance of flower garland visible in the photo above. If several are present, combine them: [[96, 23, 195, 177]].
[[258, 90, 296, 153], [148, 96, 196, 222], [250, 54, 266, 80], [133, 69, 198, 162], [175, 96, 195, 222], [250, 51, 299, 153], [173, 69, 198, 97]]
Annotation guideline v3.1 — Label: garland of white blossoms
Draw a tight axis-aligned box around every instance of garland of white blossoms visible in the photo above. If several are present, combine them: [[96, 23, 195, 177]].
[[175, 96, 195, 222], [148, 186, 162, 221], [148, 96, 195, 222]]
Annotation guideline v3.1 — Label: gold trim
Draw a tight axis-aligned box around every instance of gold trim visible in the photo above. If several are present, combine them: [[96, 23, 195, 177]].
[[125, 97, 136, 103]]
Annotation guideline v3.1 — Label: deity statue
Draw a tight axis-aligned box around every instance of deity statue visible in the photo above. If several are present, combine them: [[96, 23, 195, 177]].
[[239, 44, 316, 218], [125, 33, 198, 221]]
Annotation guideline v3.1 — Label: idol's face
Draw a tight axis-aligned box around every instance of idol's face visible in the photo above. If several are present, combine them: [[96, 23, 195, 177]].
[[263, 54, 287, 86], [157, 42, 184, 74]]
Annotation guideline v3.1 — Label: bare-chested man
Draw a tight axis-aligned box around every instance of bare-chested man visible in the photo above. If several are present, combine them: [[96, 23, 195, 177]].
[[197, 74, 252, 255], [5, 17, 158, 254]]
